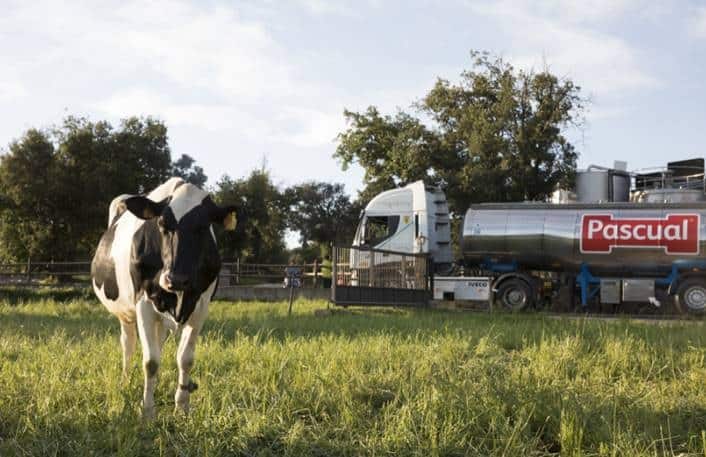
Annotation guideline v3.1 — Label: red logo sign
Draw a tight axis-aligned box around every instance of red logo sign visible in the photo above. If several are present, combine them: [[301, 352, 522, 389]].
[[580, 213, 700, 255]]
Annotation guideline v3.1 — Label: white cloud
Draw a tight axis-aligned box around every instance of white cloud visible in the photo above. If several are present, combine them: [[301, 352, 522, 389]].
[[98, 89, 264, 133], [271, 106, 345, 147], [291, 0, 385, 16], [294, 0, 354, 16], [0, 76, 27, 101], [515, 0, 641, 23], [466, 0, 659, 98], [0, 0, 350, 149], [690, 5, 706, 38]]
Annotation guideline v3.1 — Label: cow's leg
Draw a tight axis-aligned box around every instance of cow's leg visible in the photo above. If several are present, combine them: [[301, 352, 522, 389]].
[[174, 300, 210, 414], [136, 298, 164, 420], [160, 315, 177, 344], [119, 320, 137, 381]]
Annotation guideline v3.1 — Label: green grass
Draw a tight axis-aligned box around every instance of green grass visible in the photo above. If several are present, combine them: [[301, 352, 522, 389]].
[[2, 296, 706, 456]]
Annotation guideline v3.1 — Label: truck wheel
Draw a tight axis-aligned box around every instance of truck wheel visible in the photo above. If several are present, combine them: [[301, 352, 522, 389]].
[[675, 279, 706, 315], [496, 279, 532, 311]]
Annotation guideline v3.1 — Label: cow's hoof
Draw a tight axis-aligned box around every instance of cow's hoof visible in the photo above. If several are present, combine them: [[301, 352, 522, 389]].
[[174, 403, 190, 415]]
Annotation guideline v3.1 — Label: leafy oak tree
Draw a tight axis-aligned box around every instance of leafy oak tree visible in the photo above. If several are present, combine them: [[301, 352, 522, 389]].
[[335, 51, 583, 213], [0, 116, 206, 261], [285, 181, 361, 249], [335, 108, 442, 204], [213, 169, 289, 263], [172, 154, 208, 187], [0, 129, 57, 262]]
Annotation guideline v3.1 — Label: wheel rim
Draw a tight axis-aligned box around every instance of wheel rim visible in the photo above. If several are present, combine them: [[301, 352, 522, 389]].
[[685, 286, 706, 311], [504, 287, 526, 308]]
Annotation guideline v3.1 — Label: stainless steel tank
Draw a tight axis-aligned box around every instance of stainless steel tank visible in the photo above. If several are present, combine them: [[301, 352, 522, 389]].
[[462, 202, 706, 275], [576, 167, 631, 202], [611, 172, 631, 202], [576, 170, 610, 202]]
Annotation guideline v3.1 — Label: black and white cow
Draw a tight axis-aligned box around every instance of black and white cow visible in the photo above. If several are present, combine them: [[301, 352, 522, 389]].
[[91, 177, 238, 418]]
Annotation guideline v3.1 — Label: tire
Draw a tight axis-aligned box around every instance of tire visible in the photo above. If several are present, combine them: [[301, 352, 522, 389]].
[[675, 279, 706, 315], [495, 278, 533, 311]]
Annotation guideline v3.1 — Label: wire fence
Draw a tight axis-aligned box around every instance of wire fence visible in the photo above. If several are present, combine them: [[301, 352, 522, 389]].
[[0, 259, 328, 288]]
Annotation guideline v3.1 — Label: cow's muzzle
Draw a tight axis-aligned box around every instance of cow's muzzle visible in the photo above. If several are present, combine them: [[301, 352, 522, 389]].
[[165, 273, 190, 291]]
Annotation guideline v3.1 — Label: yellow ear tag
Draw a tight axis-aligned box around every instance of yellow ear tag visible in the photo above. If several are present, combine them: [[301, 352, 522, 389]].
[[224, 212, 237, 231]]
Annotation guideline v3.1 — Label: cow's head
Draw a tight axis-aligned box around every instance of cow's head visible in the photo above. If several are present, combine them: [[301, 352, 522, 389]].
[[124, 184, 238, 293]]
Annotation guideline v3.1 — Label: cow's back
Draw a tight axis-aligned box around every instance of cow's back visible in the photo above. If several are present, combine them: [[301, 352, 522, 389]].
[[92, 209, 144, 322]]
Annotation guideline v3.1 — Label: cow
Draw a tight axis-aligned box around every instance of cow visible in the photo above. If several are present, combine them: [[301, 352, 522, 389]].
[[91, 177, 239, 419]]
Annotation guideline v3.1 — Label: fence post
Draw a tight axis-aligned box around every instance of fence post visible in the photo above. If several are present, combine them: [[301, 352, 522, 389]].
[[331, 247, 337, 304], [26, 256, 31, 285], [369, 250, 375, 287], [313, 259, 318, 288], [236, 258, 240, 285]]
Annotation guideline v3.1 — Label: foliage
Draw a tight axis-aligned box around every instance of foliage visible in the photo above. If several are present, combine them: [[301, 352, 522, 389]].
[[0, 117, 209, 262], [0, 115, 363, 263], [0, 128, 57, 261], [213, 169, 289, 263], [171, 153, 208, 187], [285, 181, 362, 249], [335, 51, 583, 212], [3, 298, 706, 456], [335, 108, 442, 204]]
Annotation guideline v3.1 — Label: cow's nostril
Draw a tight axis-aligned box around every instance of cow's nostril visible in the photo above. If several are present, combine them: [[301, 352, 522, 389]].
[[167, 273, 189, 290]]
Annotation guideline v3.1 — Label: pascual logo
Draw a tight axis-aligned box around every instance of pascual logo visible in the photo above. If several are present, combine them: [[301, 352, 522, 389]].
[[581, 213, 700, 255]]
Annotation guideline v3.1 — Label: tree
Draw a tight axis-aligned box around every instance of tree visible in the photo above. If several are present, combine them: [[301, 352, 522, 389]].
[[52, 116, 173, 258], [0, 129, 57, 261], [335, 107, 443, 204], [213, 169, 289, 263], [0, 116, 179, 261], [422, 52, 581, 212], [335, 51, 583, 213], [171, 154, 208, 187], [285, 181, 361, 249]]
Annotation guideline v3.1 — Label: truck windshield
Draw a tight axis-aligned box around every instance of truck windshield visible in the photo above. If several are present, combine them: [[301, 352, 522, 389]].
[[364, 216, 400, 245]]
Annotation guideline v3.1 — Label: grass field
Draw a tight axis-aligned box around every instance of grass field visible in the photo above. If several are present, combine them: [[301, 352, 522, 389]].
[[2, 292, 706, 456]]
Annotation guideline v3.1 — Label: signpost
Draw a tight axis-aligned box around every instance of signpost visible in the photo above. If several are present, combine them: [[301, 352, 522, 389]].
[[284, 266, 302, 315]]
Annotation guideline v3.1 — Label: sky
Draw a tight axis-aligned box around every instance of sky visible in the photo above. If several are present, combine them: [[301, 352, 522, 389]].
[[1, 0, 706, 197]]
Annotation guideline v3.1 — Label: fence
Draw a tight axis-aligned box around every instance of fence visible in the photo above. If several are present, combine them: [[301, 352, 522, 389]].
[[0, 259, 327, 288], [219, 260, 325, 287], [0, 261, 92, 286], [331, 245, 432, 307]]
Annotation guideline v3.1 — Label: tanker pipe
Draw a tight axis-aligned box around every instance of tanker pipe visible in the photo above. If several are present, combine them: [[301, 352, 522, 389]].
[[586, 164, 612, 172]]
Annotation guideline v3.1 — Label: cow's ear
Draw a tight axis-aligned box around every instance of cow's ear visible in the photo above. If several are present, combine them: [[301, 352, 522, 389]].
[[211, 205, 239, 231], [124, 196, 169, 220]]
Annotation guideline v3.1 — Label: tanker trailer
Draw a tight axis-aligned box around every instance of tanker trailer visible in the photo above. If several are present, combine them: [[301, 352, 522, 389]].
[[346, 159, 706, 313], [462, 202, 706, 312]]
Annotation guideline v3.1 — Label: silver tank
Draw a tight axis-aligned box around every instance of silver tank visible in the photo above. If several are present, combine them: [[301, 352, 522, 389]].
[[462, 202, 706, 275], [576, 170, 609, 202], [576, 168, 630, 203]]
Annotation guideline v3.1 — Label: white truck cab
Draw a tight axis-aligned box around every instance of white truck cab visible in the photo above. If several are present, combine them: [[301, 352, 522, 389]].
[[352, 180, 453, 270]]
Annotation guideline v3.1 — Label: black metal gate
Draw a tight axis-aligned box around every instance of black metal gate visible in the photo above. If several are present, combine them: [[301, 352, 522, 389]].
[[331, 246, 432, 307]]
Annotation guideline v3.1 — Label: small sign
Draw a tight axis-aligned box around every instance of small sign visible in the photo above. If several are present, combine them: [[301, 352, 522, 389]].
[[284, 267, 303, 289], [581, 213, 700, 255]]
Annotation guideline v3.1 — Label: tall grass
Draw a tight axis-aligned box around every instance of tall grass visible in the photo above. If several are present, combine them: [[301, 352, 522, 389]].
[[2, 296, 706, 456]]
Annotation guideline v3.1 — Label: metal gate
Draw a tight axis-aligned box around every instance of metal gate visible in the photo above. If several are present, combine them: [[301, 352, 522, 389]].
[[331, 246, 432, 307]]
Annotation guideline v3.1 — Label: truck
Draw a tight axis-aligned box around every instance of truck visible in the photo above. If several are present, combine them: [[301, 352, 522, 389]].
[[347, 158, 706, 314]]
